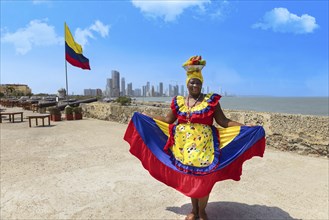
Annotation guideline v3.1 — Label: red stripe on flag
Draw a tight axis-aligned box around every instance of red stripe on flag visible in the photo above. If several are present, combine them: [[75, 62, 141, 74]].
[[66, 53, 90, 70]]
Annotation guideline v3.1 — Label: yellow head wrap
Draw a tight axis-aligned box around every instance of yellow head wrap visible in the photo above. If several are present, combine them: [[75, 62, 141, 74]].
[[182, 55, 206, 85], [186, 71, 203, 85]]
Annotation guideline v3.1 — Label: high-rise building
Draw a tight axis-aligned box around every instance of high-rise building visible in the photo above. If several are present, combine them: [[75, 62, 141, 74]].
[[159, 82, 163, 97], [146, 81, 151, 96], [121, 77, 126, 96], [96, 89, 103, 96], [127, 82, 133, 96], [174, 85, 179, 96], [109, 79, 113, 97], [180, 85, 184, 96], [134, 88, 141, 97], [105, 78, 111, 97], [111, 70, 120, 97], [84, 88, 102, 96], [169, 84, 173, 97]]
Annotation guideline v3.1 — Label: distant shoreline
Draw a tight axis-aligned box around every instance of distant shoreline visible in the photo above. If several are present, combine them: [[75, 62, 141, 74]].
[[133, 96, 329, 116]]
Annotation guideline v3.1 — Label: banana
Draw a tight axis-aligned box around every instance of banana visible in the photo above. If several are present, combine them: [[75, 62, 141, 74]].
[[183, 55, 206, 66]]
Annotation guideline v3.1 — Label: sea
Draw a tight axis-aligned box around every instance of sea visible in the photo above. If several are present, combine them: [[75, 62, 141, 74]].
[[134, 96, 329, 116]]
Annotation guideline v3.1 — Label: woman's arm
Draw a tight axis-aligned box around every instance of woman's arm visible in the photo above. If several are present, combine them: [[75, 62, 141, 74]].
[[214, 104, 244, 128], [144, 110, 177, 124]]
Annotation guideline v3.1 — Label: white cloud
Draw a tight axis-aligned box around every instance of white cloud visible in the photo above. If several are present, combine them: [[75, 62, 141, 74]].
[[90, 20, 110, 37], [1, 19, 62, 55], [1, 20, 110, 54], [252, 7, 319, 34], [131, 0, 211, 22], [209, 0, 231, 20], [74, 20, 110, 48]]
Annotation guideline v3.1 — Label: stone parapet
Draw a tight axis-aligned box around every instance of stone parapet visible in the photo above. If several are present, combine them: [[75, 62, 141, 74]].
[[81, 102, 328, 157]]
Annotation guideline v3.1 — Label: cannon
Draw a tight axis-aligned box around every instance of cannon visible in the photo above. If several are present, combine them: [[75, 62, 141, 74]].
[[37, 101, 57, 108], [57, 97, 98, 110]]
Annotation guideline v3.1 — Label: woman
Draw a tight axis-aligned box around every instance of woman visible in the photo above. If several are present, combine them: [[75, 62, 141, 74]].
[[124, 56, 265, 220]]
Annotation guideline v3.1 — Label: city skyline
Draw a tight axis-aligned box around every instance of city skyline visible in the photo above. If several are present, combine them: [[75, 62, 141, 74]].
[[103, 69, 218, 98]]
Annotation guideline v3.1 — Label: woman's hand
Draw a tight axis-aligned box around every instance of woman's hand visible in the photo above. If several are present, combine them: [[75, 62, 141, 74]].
[[142, 111, 149, 116]]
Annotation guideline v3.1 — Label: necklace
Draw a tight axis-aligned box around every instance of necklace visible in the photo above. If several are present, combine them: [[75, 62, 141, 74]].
[[186, 93, 202, 123]]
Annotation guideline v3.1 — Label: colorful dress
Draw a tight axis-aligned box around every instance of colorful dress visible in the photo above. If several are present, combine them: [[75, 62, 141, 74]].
[[124, 93, 265, 198]]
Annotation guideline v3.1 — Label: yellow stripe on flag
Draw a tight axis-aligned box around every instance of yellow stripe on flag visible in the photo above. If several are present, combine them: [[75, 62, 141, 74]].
[[65, 23, 83, 54]]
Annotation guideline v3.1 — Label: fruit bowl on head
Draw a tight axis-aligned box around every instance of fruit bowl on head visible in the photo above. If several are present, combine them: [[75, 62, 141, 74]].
[[183, 65, 205, 72]]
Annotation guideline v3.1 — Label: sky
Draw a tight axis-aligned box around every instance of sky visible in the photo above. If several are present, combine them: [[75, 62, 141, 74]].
[[1, 0, 328, 97]]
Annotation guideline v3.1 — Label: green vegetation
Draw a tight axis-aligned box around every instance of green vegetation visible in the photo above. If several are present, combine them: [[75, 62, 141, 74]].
[[48, 107, 61, 115], [115, 96, 131, 106], [73, 106, 83, 114], [64, 105, 73, 114]]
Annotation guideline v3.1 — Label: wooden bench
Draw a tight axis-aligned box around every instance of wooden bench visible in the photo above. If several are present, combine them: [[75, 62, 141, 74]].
[[28, 114, 51, 127], [0, 112, 23, 123]]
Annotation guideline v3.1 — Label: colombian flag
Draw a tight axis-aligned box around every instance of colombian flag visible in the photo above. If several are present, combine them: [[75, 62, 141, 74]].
[[124, 112, 266, 198], [65, 23, 90, 70]]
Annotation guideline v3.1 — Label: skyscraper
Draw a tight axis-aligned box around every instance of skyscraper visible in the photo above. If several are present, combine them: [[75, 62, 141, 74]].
[[169, 84, 173, 97], [127, 82, 133, 96], [159, 82, 163, 97], [180, 85, 184, 96], [174, 85, 179, 96], [121, 77, 126, 96], [134, 88, 141, 96], [146, 81, 150, 97], [112, 70, 120, 97], [105, 78, 111, 97]]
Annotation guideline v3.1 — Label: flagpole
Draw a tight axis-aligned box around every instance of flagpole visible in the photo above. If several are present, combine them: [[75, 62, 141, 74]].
[[65, 60, 69, 102], [64, 22, 69, 103]]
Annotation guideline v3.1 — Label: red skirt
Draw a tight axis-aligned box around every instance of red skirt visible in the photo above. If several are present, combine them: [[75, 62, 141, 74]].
[[124, 112, 266, 198]]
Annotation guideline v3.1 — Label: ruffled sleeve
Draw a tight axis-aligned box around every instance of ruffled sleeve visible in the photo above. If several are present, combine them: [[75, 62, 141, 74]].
[[171, 96, 184, 118], [207, 93, 221, 107], [188, 93, 221, 125], [170, 96, 177, 116]]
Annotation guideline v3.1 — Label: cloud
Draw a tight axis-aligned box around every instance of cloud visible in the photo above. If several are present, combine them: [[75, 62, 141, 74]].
[[252, 7, 319, 34], [1, 19, 62, 55], [1, 20, 110, 54], [131, 0, 211, 22], [74, 20, 110, 48], [91, 20, 110, 37], [209, 0, 231, 20]]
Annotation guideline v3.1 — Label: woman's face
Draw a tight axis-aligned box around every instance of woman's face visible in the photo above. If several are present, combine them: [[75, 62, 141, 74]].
[[187, 78, 202, 96]]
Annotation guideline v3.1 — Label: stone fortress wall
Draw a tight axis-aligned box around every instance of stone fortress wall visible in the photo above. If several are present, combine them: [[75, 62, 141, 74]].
[[81, 102, 328, 157]]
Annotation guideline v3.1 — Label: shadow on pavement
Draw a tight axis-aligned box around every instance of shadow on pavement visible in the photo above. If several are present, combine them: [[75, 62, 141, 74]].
[[166, 201, 294, 219]]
